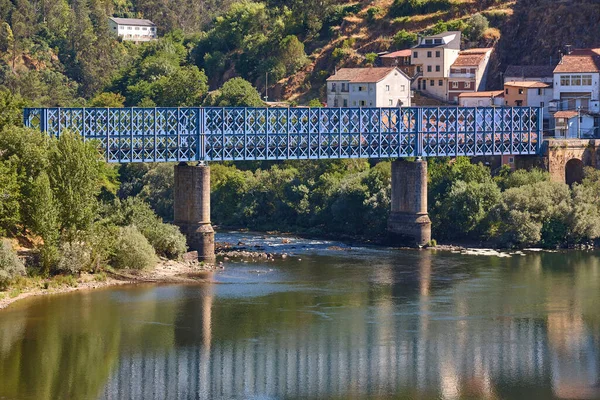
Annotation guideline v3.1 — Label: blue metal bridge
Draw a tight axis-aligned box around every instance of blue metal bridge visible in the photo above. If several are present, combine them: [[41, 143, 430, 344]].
[[24, 107, 541, 163]]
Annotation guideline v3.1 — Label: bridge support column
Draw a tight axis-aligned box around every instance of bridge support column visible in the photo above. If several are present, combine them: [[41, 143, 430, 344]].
[[387, 159, 431, 247], [174, 163, 215, 262]]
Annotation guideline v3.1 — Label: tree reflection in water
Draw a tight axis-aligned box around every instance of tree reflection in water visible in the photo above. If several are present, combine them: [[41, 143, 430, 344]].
[[0, 248, 599, 399]]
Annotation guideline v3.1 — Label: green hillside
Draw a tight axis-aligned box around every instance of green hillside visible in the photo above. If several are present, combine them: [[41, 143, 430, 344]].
[[0, 0, 590, 106]]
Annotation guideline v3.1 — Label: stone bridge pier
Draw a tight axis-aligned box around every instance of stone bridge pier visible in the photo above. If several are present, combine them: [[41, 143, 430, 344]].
[[387, 159, 432, 247], [544, 139, 600, 185], [173, 163, 215, 262]]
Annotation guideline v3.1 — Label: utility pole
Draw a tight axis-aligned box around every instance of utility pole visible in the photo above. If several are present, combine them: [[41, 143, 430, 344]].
[[578, 106, 581, 138], [264, 72, 269, 103]]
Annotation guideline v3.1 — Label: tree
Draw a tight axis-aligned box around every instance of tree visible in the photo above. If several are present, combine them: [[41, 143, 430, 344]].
[[0, 21, 13, 53], [468, 13, 489, 41], [154, 66, 208, 106], [89, 92, 125, 107], [204, 77, 264, 107], [279, 35, 308, 74], [0, 161, 20, 236], [48, 133, 102, 235], [392, 29, 417, 49]]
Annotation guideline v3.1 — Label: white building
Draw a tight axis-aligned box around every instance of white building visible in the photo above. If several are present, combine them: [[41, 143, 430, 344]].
[[458, 91, 504, 107], [109, 17, 157, 42], [554, 111, 597, 138], [411, 31, 461, 102], [551, 48, 600, 113], [326, 67, 411, 107], [448, 48, 493, 104]]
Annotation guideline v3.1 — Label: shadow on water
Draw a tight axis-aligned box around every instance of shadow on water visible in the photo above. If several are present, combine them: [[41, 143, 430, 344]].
[[1, 235, 600, 399]]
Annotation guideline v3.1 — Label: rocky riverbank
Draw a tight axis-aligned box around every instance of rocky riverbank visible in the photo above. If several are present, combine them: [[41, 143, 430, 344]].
[[0, 255, 218, 310]]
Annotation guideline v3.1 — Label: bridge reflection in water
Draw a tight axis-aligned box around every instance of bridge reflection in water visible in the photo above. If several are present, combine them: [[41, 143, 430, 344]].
[[98, 253, 600, 400]]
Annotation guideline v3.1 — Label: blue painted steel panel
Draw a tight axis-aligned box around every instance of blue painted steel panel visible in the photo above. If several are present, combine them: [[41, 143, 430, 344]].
[[23, 107, 542, 163]]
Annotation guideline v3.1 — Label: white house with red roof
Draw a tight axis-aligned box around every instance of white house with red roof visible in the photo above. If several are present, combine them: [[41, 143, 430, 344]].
[[550, 48, 600, 137], [326, 67, 411, 107], [447, 48, 493, 103]]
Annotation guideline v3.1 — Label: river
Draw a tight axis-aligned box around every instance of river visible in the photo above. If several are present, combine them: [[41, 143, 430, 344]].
[[1, 232, 600, 399]]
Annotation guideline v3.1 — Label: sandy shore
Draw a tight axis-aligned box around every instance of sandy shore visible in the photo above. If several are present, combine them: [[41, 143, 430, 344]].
[[0, 257, 219, 310]]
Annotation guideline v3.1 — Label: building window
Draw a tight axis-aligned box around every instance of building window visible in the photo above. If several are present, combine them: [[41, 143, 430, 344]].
[[509, 157, 515, 163], [438, 80, 443, 86], [541, 102, 545, 108], [465, 82, 471, 89], [135, 27, 140, 30], [572, 75, 582, 85], [333, 98, 338, 107], [389, 99, 393, 106], [331, 83, 336, 92], [425, 39, 433, 45], [434, 38, 442, 44], [505, 88, 509, 94], [518, 88, 524, 94], [436, 51, 440, 58], [358, 86, 364, 91], [516, 100, 523, 106], [537, 88, 543, 95], [113, 26, 117, 30], [360, 100, 366, 106], [583, 75, 592, 85], [452, 82, 458, 89], [128, 26, 132, 30], [430, 80, 435, 87], [436, 65, 440, 72], [385, 85, 390, 92], [353, 101, 357, 106], [401, 85, 406, 91], [427, 65, 432, 72], [427, 51, 432, 58], [417, 66, 422, 72], [413, 52, 418, 59], [561, 76, 570, 86], [343, 99, 348, 107]]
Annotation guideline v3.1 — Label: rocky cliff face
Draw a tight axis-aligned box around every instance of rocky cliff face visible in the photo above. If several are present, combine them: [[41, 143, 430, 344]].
[[489, 0, 600, 88]]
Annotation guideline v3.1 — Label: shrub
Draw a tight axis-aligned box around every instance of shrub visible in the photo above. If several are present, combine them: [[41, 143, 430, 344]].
[[392, 29, 417, 49], [389, 0, 451, 18], [366, 7, 381, 21], [112, 225, 157, 270], [142, 222, 187, 260], [467, 13, 489, 41], [56, 240, 92, 275], [113, 198, 187, 259], [495, 168, 550, 190], [365, 53, 378, 66], [491, 181, 572, 247], [0, 239, 25, 290]]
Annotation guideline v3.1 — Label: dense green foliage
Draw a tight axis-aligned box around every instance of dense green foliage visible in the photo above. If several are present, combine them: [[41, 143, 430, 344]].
[[0, 101, 187, 284], [389, 0, 452, 18], [0, 239, 25, 289], [112, 225, 157, 270]]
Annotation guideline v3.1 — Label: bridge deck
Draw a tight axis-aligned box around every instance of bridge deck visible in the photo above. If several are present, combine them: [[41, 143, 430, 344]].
[[24, 107, 541, 163]]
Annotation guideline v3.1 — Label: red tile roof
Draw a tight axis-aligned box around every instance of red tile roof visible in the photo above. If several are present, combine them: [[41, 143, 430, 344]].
[[554, 49, 600, 73], [504, 81, 551, 88], [554, 111, 579, 119], [458, 90, 504, 98], [326, 67, 403, 83], [451, 48, 492, 67], [380, 49, 412, 58]]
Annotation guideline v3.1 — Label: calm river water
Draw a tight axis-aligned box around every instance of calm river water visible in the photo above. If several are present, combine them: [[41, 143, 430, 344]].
[[1, 233, 600, 400]]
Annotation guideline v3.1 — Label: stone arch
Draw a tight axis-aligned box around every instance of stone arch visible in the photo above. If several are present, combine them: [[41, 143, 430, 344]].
[[565, 158, 584, 185]]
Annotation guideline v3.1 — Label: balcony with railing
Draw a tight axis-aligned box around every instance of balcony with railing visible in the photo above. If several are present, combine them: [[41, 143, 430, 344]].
[[449, 72, 476, 79]]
